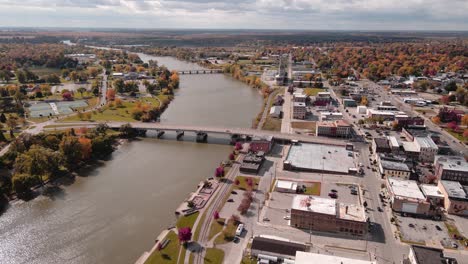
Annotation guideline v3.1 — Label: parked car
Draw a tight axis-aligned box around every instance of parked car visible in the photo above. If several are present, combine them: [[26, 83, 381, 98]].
[[328, 192, 338, 198], [377, 207, 383, 212], [331, 189, 338, 193], [231, 191, 237, 195], [227, 199, 234, 202], [409, 223, 415, 228], [351, 189, 358, 195], [436, 225, 442, 231], [262, 217, 270, 222]]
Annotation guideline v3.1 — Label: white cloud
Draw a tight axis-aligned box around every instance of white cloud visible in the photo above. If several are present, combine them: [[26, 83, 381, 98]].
[[0, 0, 466, 30]]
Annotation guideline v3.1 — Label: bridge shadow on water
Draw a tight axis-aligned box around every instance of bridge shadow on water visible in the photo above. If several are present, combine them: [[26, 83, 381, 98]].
[[145, 130, 232, 145]]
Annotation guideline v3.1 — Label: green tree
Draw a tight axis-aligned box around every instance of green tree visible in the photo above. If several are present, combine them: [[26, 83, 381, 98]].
[[12, 173, 39, 198], [114, 78, 125, 93], [77, 87, 87, 98], [91, 135, 115, 158], [59, 136, 82, 170], [445, 81, 458, 92], [119, 123, 137, 139]]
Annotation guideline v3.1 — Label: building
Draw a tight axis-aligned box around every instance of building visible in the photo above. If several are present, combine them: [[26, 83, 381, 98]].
[[293, 102, 306, 119], [343, 98, 357, 107], [402, 141, 420, 161], [357, 105, 367, 114], [316, 120, 352, 138], [313, 92, 332, 106], [293, 93, 307, 103], [295, 252, 377, 264], [379, 159, 411, 179], [395, 116, 424, 128], [269, 106, 282, 118], [290, 195, 367, 236], [319, 112, 343, 121], [438, 180, 468, 216], [372, 138, 391, 155], [366, 109, 395, 120], [388, 136, 402, 154], [275, 180, 298, 193], [249, 136, 273, 153], [434, 156, 468, 184], [250, 236, 308, 260], [405, 245, 458, 264], [240, 152, 265, 174], [387, 178, 430, 215], [377, 105, 398, 111], [414, 137, 438, 163], [420, 184, 444, 207]]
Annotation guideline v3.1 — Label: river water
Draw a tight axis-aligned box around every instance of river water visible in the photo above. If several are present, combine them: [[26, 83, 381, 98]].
[[0, 55, 263, 264]]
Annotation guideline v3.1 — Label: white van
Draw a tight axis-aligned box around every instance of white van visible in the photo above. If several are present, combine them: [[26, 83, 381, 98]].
[[236, 224, 244, 236]]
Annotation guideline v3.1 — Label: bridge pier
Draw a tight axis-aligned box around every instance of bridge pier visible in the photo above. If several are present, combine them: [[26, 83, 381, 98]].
[[196, 132, 208, 143], [137, 129, 147, 137], [176, 130, 184, 140], [156, 130, 165, 138]]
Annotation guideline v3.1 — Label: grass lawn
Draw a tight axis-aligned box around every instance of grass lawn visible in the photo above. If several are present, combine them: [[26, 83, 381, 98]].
[[445, 129, 467, 143], [204, 248, 224, 264], [60, 96, 167, 123], [262, 117, 281, 131], [145, 231, 181, 264], [291, 121, 316, 131], [303, 88, 326, 96], [29, 66, 62, 77], [208, 218, 225, 241], [233, 176, 260, 191], [240, 256, 257, 264], [214, 219, 237, 245], [445, 222, 468, 247], [303, 182, 321, 195], [176, 212, 199, 229]]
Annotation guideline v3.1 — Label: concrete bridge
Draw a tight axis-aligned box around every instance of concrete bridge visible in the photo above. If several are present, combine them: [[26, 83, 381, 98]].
[[52, 121, 347, 146], [177, 69, 223, 75]]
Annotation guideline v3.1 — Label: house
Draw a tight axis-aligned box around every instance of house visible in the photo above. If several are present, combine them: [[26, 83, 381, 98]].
[[269, 106, 282, 118], [404, 245, 458, 264], [293, 102, 306, 119], [434, 156, 468, 184], [379, 159, 411, 179], [438, 180, 468, 216], [387, 178, 430, 215], [316, 120, 352, 138], [250, 236, 308, 260]]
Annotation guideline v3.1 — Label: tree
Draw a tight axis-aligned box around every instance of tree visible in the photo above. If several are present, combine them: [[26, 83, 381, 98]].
[[119, 123, 137, 139], [360, 96, 368, 106], [45, 74, 61, 84], [77, 87, 87, 98], [229, 153, 235, 161], [78, 137, 92, 160], [106, 89, 116, 101], [445, 81, 458, 92], [215, 166, 224, 178], [14, 145, 62, 185], [91, 135, 115, 158], [461, 114, 468, 126], [0, 113, 6, 123], [62, 91, 73, 101], [432, 116, 441, 125], [12, 173, 39, 198], [69, 71, 79, 83], [177, 227, 192, 245], [213, 211, 220, 220], [94, 123, 109, 135], [60, 136, 82, 170], [234, 142, 242, 151], [6, 116, 17, 138], [114, 78, 125, 93]]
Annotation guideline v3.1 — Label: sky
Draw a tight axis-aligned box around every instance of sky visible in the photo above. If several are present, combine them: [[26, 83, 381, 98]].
[[0, 0, 467, 30]]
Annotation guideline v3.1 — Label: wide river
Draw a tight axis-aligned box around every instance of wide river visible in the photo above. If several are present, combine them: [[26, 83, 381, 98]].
[[0, 55, 263, 264]]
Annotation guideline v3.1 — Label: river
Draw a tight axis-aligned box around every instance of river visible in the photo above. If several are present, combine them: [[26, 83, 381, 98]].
[[0, 55, 263, 264]]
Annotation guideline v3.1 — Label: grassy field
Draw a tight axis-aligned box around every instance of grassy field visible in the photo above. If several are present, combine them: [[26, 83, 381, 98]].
[[291, 121, 316, 131], [203, 248, 224, 264], [303, 88, 326, 96], [29, 66, 62, 77], [262, 117, 281, 131], [233, 176, 260, 191], [208, 218, 225, 241], [445, 222, 468, 248], [144, 231, 181, 264], [214, 219, 237, 245], [303, 182, 321, 195], [237, 59, 274, 65], [60, 96, 166, 122], [445, 129, 467, 143], [240, 256, 257, 264], [176, 212, 199, 229]]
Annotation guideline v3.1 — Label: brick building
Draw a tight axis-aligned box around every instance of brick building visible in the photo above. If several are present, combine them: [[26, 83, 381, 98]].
[[434, 156, 468, 185], [316, 120, 352, 138], [438, 180, 468, 216], [290, 195, 367, 236]]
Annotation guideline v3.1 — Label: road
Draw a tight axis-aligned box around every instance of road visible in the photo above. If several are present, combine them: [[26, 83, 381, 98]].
[[361, 79, 466, 156], [193, 155, 244, 264]]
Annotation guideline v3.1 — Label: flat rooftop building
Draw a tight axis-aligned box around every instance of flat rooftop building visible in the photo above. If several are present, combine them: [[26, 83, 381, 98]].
[[387, 178, 430, 215], [438, 180, 468, 216], [284, 143, 356, 174], [434, 155, 468, 184], [406, 245, 458, 264], [290, 195, 367, 236], [295, 252, 377, 264]]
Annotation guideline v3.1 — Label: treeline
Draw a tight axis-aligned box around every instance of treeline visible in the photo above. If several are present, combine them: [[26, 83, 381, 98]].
[[223, 64, 271, 97], [311, 41, 467, 80], [0, 124, 116, 200]]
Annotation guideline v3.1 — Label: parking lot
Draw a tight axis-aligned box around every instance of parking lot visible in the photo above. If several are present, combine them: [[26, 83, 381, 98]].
[[396, 216, 456, 248]]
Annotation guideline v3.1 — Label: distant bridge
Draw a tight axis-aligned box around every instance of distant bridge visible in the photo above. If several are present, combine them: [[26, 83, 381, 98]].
[[51, 121, 347, 146], [177, 69, 223, 75]]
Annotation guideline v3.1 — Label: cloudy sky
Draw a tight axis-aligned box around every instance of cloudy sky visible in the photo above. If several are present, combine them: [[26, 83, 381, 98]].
[[0, 0, 467, 30]]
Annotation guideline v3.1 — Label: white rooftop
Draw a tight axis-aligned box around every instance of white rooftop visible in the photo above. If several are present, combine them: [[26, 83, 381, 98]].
[[292, 195, 336, 216], [293, 102, 306, 107], [295, 252, 377, 264], [420, 184, 444, 198], [388, 136, 400, 148], [388, 178, 425, 200], [402, 141, 420, 152], [415, 137, 438, 150], [435, 156, 468, 173], [276, 180, 298, 190]]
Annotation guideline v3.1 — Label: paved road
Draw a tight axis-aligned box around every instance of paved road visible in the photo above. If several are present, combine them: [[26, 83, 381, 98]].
[[281, 90, 293, 133]]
